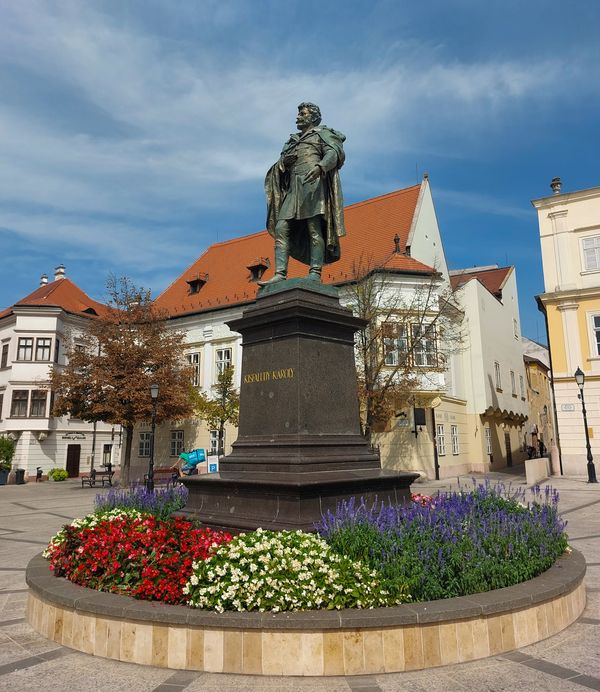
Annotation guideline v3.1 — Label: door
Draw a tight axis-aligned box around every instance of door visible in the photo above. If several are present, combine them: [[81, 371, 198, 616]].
[[66, 444, 81, 477], [504, 432, 513, 467]]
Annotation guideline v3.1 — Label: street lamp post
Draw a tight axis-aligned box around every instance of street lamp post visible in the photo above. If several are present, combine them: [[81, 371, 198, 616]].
[[574, 367, 598, 484], [147, 383, 159, 493]]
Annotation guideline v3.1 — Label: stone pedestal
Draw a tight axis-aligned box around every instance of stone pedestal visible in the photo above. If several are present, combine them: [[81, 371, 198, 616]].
[[181, 280, 418, 532]]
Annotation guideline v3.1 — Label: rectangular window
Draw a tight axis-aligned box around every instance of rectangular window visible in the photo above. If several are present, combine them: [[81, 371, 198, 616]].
[[0, 392, 4, 420], [451, 425, 459, 455], [54, 339, 60, 363], [29, 390, 47, 417], [17, 337, 33, 361], [513, 318, 519, 339], [138, 432, 151, 457], [35, 337, 52, 361], [382, 322, 409, 367], [494, 362, 502, 390], [412, 324, 437, 367], [170, 430, 184, 457], [11, 390, 29, 417], [215, 348, 232, 376], [485, 427, 492, 455], [102, 444, 113, 465], [583, 236, 600, 271], [436, 424, 446, 456], [187, 352, 201, 387], [210, 430, 219, 456], [592, 315, 600, 356], [510, 370, 516, 396], [520, 374, 525, 399], [1, 343, 8, 368]]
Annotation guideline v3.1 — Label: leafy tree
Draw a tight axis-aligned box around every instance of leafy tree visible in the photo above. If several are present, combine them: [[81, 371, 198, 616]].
[[51, 276, 194, 486], [0, 436, 15, 470], [192, 365, 239, 457], [343, 255, 464, 441]]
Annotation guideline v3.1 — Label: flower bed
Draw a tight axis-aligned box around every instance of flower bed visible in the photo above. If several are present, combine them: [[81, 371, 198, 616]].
[[43, 482, 569, 612], [44, 509, 231, 604], [318, 482, 568, 602], [95, 484, 189, 521], [185, 528, 409, 612]]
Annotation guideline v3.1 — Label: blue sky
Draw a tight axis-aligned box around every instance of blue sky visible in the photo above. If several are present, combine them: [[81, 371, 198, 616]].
[[1, 0, 599, 342]]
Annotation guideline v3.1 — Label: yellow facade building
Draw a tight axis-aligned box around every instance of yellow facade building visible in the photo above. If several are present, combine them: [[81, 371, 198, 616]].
[[534, 179, 600, 476]]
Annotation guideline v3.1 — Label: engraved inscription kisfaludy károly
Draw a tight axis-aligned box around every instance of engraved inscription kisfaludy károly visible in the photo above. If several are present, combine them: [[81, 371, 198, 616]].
[[243, 368, 294, 384]]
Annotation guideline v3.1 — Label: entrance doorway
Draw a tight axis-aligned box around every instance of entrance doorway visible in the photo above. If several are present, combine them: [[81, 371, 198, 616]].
[[504, 432, 513, 467], [66, 444, 81, 477]]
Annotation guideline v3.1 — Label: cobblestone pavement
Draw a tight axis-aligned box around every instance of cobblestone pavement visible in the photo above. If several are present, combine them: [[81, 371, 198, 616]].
[[1, 466, 599, 691]]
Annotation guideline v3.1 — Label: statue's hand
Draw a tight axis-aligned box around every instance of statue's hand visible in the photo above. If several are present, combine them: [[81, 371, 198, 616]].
[[303, 165, 321, 183]]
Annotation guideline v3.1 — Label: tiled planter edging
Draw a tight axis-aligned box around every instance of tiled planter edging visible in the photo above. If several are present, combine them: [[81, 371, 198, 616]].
[[26, 550, 586, 676]]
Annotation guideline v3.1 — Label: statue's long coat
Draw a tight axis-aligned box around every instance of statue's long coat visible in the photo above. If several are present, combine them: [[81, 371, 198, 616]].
[[264, 126, 346, 266]]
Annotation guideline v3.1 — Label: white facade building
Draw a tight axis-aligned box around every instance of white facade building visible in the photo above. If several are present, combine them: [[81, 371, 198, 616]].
[[0, 268, 120, 480], [144, 179, 530, 479]]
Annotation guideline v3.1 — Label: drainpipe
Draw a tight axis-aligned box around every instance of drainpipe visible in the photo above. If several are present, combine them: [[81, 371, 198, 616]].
[[536, 295, 563, 475], [431, 408, 440, 480]]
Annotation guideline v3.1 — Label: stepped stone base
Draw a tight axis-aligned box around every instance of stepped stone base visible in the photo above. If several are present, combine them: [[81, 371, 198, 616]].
[[181, 282, 418, 532]]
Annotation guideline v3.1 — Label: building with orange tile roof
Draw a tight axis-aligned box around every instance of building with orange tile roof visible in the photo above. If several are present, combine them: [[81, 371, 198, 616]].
[[143, 177, 530, 479], [0, 266, 120, 480]]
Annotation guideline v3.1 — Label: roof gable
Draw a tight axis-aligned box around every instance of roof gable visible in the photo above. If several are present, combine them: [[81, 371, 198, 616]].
[[1, 278, 108, 321], [157, 183, 432, 317], [450, 266, 512, 300]]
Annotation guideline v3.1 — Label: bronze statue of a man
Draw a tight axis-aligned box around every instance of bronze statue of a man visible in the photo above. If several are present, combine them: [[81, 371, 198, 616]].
[[259, 102, 346, 285]]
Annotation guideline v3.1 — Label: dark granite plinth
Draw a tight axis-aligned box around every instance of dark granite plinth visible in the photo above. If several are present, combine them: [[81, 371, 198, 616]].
[[182, 282, 418, 532], [180, 468, 417, 532]]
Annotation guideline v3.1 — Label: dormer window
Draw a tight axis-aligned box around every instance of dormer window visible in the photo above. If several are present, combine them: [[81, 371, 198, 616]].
[[186, 273, 209, 295], [247, 257, 270, 282]]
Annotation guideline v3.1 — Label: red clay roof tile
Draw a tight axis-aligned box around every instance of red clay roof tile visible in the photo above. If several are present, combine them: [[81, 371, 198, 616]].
[[450, 266, 512, 299], [157, 184, 431, 317], [1, 278, 109, 321]]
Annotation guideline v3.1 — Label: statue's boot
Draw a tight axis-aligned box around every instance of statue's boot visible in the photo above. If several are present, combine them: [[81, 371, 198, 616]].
[[307, 237, 324, 282], [258, 245, 288, 286]]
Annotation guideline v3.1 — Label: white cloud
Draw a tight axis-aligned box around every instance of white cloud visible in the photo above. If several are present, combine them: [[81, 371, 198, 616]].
[[0, 1, 596, 270]]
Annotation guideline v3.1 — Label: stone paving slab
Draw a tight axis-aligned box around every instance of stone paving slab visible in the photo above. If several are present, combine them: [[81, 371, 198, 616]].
[[0, 469, 599, 690]]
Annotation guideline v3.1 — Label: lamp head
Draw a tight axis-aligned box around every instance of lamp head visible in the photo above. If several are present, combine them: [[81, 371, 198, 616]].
[[574, 367, 585, 390], [150, 383, 159, 400]]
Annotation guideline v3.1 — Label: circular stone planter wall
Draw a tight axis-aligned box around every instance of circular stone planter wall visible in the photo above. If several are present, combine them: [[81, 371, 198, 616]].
[[27, 551, 586, 676]]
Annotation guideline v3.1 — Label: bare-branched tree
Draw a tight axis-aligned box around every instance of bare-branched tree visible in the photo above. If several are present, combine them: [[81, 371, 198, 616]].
[[342, 255, 465, 441]]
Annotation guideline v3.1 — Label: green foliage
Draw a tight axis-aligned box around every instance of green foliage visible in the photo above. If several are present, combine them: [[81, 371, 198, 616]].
[[0, 437, 15, 469], [321, 484, 569, 602], [48, 468, 69, 481], [192, 365, 239, 456], [184, 528, 410, 612]]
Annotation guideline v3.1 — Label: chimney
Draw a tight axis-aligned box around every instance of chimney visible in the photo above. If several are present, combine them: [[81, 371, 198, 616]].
[[39, 274, 48, 287], [550, 177, 562, 195], [54, 264, 66, 281]]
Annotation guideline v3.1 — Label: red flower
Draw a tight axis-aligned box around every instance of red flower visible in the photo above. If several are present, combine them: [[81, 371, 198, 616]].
[[45, 515, 232, 605]]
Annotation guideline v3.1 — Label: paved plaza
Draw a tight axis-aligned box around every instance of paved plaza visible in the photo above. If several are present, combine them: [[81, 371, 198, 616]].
[[1, 466, 599, 691]]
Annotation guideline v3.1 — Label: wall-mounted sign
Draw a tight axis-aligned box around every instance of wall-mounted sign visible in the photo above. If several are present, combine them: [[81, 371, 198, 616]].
[[62, 432, 86, 440], [560, 404, 575, 412]]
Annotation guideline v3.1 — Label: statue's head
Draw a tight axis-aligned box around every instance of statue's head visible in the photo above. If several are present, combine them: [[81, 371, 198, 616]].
[[296, 102, 321, 130]]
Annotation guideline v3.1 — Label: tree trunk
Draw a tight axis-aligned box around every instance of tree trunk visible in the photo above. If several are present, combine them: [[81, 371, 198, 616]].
[[218, 422, 225, 457], [121, 424, 134, 487]]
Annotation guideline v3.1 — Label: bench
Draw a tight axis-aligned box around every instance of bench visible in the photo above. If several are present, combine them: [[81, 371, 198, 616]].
[[81, 468, 115, 488], [143, 468, 178, 488]]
